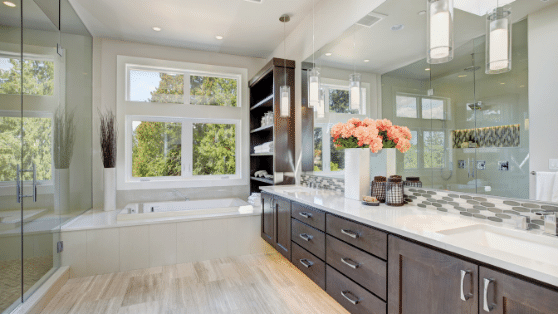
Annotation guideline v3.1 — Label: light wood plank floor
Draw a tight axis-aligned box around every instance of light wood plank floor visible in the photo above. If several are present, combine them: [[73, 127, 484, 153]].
[[41, 248, 349, 314]]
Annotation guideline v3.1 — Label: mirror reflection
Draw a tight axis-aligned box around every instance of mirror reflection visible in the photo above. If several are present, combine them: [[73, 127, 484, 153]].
[[303, 0, 557, 202]]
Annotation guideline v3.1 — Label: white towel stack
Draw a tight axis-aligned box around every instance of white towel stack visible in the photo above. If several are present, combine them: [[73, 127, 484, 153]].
[[254, 141, 274, 154], [535, 172, 558, 203]]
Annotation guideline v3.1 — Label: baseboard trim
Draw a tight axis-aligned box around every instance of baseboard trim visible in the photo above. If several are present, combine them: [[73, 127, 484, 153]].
[[11, 266, 69, 314]]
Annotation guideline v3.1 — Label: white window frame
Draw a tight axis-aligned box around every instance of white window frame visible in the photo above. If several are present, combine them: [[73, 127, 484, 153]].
[[394, 92, 449, 120], [126, 115, 241, 183], [116, 56, 249, 190], [312, 123, 346, 176]]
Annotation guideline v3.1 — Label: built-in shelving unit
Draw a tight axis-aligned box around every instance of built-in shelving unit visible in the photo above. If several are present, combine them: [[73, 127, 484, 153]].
[[249, 58, 296, 193]]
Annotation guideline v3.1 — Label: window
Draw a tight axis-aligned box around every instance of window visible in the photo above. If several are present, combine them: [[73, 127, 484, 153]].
[[313, 124, 345, 174], [313, 128, 323, 171], [330, 135, 344, 171], [127, 66, 240, 107], [395, 92, 448, 120], [0, 114, 52, 182], [329, 88, 358, 114], [424, 130, 445, 168], [128, 117, 239, 182], [404, 130, 418, 169], [0, 57, 55, 96]]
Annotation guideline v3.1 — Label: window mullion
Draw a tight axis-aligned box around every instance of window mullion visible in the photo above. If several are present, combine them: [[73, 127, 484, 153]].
[[184, 73, 191, 105], [183, 120, 193, 178]]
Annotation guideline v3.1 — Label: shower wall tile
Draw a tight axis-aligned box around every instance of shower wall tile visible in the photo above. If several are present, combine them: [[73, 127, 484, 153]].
[[452, 124, 520, 148]]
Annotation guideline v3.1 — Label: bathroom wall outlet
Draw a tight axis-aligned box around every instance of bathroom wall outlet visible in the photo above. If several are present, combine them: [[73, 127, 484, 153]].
[[476, 160, 486, 170], [498, 161, 509, 171], [549, 159, 558, 170], [458, 160, 465, 169]]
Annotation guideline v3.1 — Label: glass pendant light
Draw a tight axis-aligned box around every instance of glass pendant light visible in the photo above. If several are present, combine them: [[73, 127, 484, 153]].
[[486, 4, 512, 74], [427, 0, 454, 64], [279, 14, 290, 118], [349, 33, 361, 111], [308, 0, 320, 108], [316, 87, 325, 118]]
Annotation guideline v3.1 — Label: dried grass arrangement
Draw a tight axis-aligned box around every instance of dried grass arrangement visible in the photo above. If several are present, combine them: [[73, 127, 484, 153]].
[[53, 108, 76, 169], [99, 109, 118, 168]]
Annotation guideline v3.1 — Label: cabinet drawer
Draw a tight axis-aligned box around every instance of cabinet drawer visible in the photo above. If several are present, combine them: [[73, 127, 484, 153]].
[[292, 202, 326, 231], [326, 235, 387, 300], [292, 242, 325, 290], [326, 214, 387, 260], [291, 219, 326, 260], [326, 265, 386, 314]]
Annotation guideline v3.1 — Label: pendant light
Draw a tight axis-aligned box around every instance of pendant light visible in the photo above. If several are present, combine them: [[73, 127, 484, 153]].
[[308, 0, 320, 108], [279, 14, 290, 118], [427, 0, 454, 64], [486, 3, 512, 74], [317, 86, 325, 118], [349, 33, 361, 111]]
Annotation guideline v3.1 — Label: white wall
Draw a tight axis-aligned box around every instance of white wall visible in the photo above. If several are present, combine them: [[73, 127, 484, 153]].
[[528, 3, 558, 199], [92, 38, 267, 209]]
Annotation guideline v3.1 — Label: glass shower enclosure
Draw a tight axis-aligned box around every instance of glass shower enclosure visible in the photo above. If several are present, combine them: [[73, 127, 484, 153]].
[[0, 1, 92, 312]]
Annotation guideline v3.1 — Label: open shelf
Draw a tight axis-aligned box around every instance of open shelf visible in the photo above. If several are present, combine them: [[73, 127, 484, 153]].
[[251, 153, 273, 157], [250, 94, 274, 110], [250, 177, 274, 184], [250, 124, 273, 133]]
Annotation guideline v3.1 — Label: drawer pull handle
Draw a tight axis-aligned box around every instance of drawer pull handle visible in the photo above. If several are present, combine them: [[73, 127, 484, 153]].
[[460, 270, 473, 301], [299, 258, 314, 268], [483, 278, 496, 312], [341, 257, 361, 269], [299, 212, 312, 219], [299, 233, 314, 241], [341, 290, 360, 305], [341, 229, 359, 239]]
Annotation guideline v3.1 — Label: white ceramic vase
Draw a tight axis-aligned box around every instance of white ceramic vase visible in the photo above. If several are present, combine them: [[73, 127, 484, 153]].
[[104, 167, 116, 211], [370, 148, 397, 178], [54, 168, 70, 214], [344, 148, 371, 200]]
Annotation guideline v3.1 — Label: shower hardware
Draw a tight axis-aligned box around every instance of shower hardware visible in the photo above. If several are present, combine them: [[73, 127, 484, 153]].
[[467, 158, 475, 178], [16, 163, 37, 203], [468, 101, 483, 110]]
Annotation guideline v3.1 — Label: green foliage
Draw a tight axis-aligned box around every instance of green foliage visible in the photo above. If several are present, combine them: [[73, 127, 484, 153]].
[[0, 58, 54, 96], [329, 89, 358, 114], [330, 162, 340, 171], [313, 128, 323, 171], [193, 123, 236, 175], [132, 122, 181, 177], [190, 76, 237, 107], [330, 136, 344, 171], [424, 131, 445, 168], [149, 73, 184, 104]]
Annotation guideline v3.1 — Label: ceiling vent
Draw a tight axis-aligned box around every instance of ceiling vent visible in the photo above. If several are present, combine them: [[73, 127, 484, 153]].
[[355, 12, 386, 28]]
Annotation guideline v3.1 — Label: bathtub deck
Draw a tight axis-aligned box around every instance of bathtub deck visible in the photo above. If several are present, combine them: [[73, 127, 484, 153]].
[[40, 247, 348, 314]]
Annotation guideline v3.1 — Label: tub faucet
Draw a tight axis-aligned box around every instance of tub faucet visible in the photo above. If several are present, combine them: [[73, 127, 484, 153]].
[[172, 189, 189, 201]]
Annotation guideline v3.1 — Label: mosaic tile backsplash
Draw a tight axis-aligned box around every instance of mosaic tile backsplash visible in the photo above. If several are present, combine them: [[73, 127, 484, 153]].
[[301, 174, 344, 193], [452, 124, 520, 148], [403, 187, 558, 233]]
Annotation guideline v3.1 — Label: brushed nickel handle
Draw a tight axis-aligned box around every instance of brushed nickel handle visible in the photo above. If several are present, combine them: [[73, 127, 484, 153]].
[[460, 270, 473, 301], [341, 290, 360, 305], [341, 257, 360, 269], [341, 229, 359, 239], [299, 233, 313, 241], [483, 278, 495, 312], [299, 212, 312, 219], [299, 258, 314, 268]]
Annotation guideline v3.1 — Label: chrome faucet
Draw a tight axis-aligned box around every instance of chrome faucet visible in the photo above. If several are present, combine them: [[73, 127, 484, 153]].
[[172, 189, 189, 201], [512, 215, 532, 230], [535, 211, 558, 236]]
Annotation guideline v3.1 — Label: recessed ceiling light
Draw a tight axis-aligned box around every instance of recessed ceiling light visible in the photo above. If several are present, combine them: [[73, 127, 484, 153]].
[[364, 59, 370, 63], [458, 75, 467, 78], [418, 10, 426, 15], [425, 68, 431, 71], [3, 1, 16, 7], [391, 24, 404, 31], [325, 52, 332, 56], [215, 35, 224, 40], [152, 27, 161, 32], [500, 82, 506, 85]]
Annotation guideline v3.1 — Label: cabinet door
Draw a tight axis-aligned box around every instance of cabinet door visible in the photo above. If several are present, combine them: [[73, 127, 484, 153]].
[[479, 267, 558, 314], [275, 197, 291, 261], [261, 193, 274, 245], [388, 236, 478, 314]]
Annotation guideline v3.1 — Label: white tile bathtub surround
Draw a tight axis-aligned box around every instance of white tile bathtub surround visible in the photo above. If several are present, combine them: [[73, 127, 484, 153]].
[[261, 185, 558, 288], [60, 214, 263, 278]]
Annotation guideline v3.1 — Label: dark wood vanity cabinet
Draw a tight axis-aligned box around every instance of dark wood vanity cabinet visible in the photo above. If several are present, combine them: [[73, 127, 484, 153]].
[[479, 267, 558, 314], [388, 235, 479, 314], [261, 192, 291, 261]]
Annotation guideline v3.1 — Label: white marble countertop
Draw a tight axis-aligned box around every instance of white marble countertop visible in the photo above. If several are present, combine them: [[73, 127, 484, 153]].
[[261, 185, 558, 288], [61, 206, 262, 232]]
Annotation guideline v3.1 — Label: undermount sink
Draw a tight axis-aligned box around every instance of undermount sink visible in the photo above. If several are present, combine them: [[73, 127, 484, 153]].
[[437, 224, 558, 266]]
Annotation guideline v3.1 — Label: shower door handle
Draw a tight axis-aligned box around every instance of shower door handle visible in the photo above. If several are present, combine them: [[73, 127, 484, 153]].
[[16, 163, 38, 203]]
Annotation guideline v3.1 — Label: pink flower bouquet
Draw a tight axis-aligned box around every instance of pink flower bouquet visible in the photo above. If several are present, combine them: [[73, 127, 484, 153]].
[[330, 118, 412, 153]]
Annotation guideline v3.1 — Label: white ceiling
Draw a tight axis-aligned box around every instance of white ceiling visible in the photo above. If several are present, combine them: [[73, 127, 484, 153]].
[[68, 0, 318, 58], [314, 0, 558, 74]]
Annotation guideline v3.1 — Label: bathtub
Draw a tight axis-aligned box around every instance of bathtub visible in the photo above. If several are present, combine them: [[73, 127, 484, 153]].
[[117, 198, 254, 222]]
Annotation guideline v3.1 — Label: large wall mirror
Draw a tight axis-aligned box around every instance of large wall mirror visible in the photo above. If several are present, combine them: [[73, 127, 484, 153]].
[[302, 0, 558, 203]]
